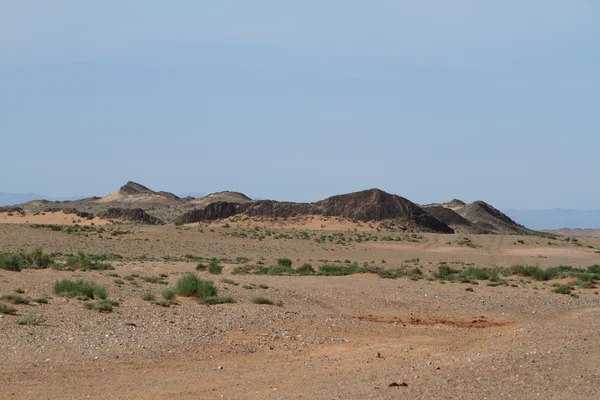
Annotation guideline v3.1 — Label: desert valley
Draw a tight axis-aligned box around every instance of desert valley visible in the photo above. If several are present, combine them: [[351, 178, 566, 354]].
[[0, 182, 598, 399]]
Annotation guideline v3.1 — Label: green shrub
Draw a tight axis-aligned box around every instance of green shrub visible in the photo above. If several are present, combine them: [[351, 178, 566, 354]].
[[34, 297, 49, 304], [0, 303, 17, 314], [465, 287, 474, 292], [114, 279, 125, 285], [85, 299, 119, 312], [318, 265, 359, 276], [53, 279, 107, 300], [196, 263, 207, 271], [15, 313, 45, 325], [0, 254, 22, 271], [0, 294, 30, 304], [173, 273, 217, 299], [296, 263, 314, 275], [588, 265, 600, 274], [162, 288, 176, 300], [434, 265, 460, 280], [277, 258, 293, 267], [220, 278, 238, 286], [552, 285, 572, 295], [208, 259, 223, 274], [154, 300, 172, 307], [141, 276, 168, 284], [141, 292, 155, 301], [258, 283, 269, 289], [252, 297, 274, 305], [204, 296, 236, 305]]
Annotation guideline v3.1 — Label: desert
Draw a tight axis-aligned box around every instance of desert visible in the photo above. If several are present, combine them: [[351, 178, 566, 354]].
[[1, 183, 599, 399]]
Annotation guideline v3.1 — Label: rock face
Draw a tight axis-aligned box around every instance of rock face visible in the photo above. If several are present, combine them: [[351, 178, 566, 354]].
[[422, 206, 482, 233], [454, 201, 526, 235], [175, 189, 454, 233], [174, 202, 240, 225], [98, 208, 164, 225]]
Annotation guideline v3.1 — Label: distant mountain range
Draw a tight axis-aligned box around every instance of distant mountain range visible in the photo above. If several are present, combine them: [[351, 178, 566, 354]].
[[0, 192, 86, 206], [502, 209, 600, 230]]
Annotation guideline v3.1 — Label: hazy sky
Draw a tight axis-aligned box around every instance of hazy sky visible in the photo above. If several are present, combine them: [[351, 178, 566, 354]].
[[1, 1, 599, 209]]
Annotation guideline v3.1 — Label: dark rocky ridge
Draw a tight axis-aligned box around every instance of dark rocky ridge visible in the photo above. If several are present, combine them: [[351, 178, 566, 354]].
[[454, 201, 527, 235], [98, 208, 164, 225], [422, 205, 481, 233], [175, 189, 454, 233]]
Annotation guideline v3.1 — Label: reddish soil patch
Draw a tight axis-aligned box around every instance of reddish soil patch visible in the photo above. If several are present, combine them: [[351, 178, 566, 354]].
[[358, 314, 509, 329]]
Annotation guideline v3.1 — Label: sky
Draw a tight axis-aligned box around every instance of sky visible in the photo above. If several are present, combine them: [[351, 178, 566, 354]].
[[1, 1, 599, 209]]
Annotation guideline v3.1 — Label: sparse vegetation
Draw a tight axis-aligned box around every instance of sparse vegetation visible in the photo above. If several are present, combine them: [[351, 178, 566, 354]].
[[172, 273, 217, 300], [85, 299, 120, 312], [15, 313, 45, 325], [53, 279, 107, 300], [251, 297, 274, 305], [0, 303, 17, 314], [141, 292, 155, 301], [208, 259, 223, 274]]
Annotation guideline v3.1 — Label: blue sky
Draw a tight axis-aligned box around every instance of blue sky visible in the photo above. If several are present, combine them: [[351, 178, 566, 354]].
[[1, 1, 599, 209]]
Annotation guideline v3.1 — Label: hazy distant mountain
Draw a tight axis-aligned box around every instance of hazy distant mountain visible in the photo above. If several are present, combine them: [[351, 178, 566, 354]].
[[503, 209, 600, 230], [0, 192, 87, 206]]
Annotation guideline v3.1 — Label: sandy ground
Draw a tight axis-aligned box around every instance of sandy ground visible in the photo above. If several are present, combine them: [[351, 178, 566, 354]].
[[1, 223, 599, 399], [0, 212, 108, 226]]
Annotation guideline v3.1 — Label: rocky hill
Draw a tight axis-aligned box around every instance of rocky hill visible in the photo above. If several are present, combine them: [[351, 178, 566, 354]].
[[5, 182, 533, 234], [175, 189, 454, 233]]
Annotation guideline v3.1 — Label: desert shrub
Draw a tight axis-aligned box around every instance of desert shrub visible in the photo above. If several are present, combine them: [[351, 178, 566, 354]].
[[141, 292, 155, 301], [162, 288, 176, 300], [434, 265, 460, 280], [141, 276, 168, 285], [196, 263, 207, 271], [15, 313, 45, 325], [0, 303, 17, 314], [64, 252, 115, 271], [552, 285, 572, 295], [296, 263, 314, 275], [0, 254, 22, 271], [173, 273, 217, 299], [0, 294, 30, 304], [85, 299, 119, 312], [318, 264, 359, 276], [53, 279, 106, 300], [208, 259, 223, 274], [465, 287, 474, 292], [588, 265, 600, 274], [114, 279, 125, 285], [266, 265, 295, 275], [34, 297, 49, 304], [220, 278, 238, 286], [511, 265, 580, 281], [204, 296, 236, 305], [231, 265, 253, 275], [154, 300, 172, 307], [258, 283, 269, 289], [277, 258, 293, 267], [252, 297, 274, 305]]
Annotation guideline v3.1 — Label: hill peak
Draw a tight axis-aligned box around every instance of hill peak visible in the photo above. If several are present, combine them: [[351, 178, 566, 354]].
[[119, 181, 154, 195]]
